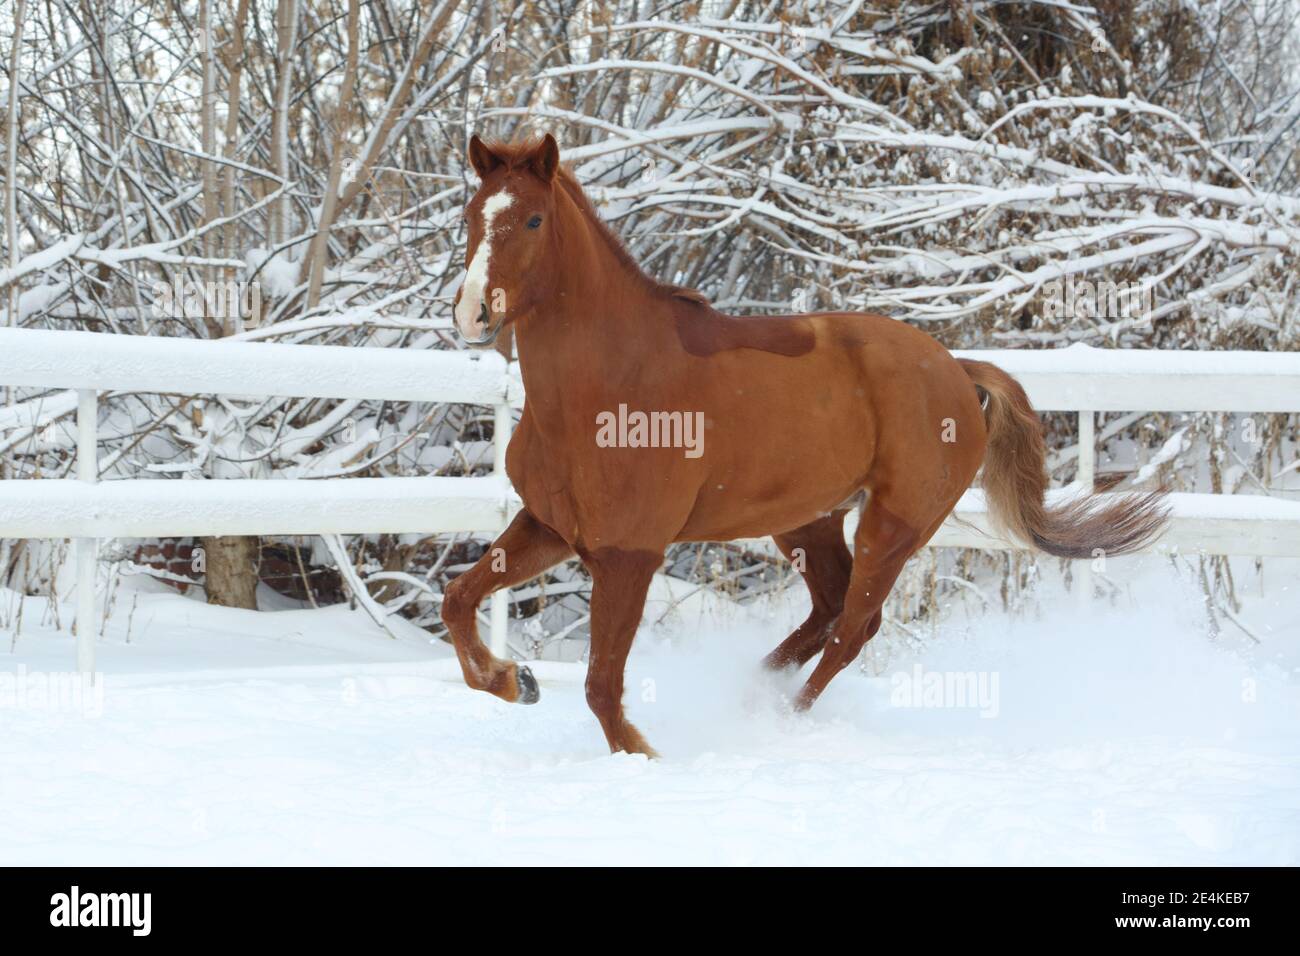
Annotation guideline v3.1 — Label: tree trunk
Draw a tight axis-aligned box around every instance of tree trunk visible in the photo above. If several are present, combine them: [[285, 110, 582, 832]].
[[202, 535, 260, 609]]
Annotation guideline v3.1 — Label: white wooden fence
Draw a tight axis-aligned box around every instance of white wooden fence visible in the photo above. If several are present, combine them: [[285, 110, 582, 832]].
[[1, 327, 1298, 676], [0, 327, 522, 675], [930, 346, 1300, 556]]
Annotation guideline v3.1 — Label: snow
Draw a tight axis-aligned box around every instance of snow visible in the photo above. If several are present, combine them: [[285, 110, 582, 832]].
[[0, 281, 69, 325], [0, 235, 83, 289], [951, 486, 1300, 525], [0, 388, 78, 432], [1134, 427, 1189, 484], [956, 340, 1300, 378], [247, 249, 301, 298], [0, 326, 513, 407], [1, 557, 1297, 866], [952, 343, 1300, 413], [0, 475, 515, 538]]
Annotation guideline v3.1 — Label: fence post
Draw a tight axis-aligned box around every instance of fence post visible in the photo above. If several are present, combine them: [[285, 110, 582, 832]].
[[1076, 409, 1096, 606], [489, 400, 511, 657], [75, 388, 98, 680]]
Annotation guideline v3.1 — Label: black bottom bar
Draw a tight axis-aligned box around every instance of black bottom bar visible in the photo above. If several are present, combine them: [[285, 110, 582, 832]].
[[0, 866, 1292, 942]]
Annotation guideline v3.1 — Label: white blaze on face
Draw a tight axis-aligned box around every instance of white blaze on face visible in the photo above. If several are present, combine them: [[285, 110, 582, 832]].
[[455, 189, 515, 338]]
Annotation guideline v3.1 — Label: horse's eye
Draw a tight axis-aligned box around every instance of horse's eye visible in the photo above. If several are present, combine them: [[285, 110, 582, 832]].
[[527, 215, 543, 229]]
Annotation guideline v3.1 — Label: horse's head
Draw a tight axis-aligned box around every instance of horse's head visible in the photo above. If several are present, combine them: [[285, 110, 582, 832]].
[[453, 134, 561, 347]]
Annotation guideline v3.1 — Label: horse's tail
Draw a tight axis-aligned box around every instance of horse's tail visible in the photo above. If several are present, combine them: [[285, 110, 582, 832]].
[[958, 359, 1168, 559]]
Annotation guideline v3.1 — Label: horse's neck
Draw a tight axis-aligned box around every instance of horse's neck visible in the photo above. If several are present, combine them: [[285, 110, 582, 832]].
[[514, 282, 676, 403], [513, 215, 679, 414]]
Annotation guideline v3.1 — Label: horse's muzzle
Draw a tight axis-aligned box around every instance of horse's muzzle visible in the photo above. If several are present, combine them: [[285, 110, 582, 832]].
[[459, 300, 500, 349]]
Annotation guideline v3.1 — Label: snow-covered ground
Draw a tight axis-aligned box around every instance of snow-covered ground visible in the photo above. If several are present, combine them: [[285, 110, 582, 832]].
[[1, 555, 1298, 866]]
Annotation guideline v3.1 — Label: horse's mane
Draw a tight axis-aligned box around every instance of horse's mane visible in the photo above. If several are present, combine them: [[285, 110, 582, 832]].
[[481, 138, 710, 307]]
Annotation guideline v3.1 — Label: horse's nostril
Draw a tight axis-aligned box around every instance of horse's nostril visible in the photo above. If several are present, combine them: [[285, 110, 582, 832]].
[[478, 301, 490, 328]]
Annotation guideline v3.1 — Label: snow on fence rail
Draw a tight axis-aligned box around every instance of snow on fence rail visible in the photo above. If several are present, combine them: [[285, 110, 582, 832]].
[[1, 327, 1299, 675]]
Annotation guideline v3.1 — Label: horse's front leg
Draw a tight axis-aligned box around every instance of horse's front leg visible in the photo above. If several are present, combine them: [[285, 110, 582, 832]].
[[441, 509, 572, 703], [582, 547, 663, 757]]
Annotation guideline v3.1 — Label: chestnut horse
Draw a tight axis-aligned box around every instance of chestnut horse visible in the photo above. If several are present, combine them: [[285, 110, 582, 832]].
[[441, 134, 1166, 757]]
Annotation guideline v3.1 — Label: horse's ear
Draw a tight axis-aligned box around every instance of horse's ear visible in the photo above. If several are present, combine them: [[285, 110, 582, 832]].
[[531, 133, 560, 182], [468, 135, 502, 178]]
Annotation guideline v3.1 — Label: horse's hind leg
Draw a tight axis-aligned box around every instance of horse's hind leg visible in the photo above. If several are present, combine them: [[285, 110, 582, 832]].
[[441, 508, 573, 704], [764, 512, 852, 671], [793, 489, 923, 711]]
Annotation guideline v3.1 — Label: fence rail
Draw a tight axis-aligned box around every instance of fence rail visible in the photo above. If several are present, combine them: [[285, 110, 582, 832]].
[[2, 327, 1298, 675]]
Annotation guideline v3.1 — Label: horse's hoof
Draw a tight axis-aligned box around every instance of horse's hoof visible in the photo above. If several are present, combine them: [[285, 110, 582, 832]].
[[516, 665, 540, 704]]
